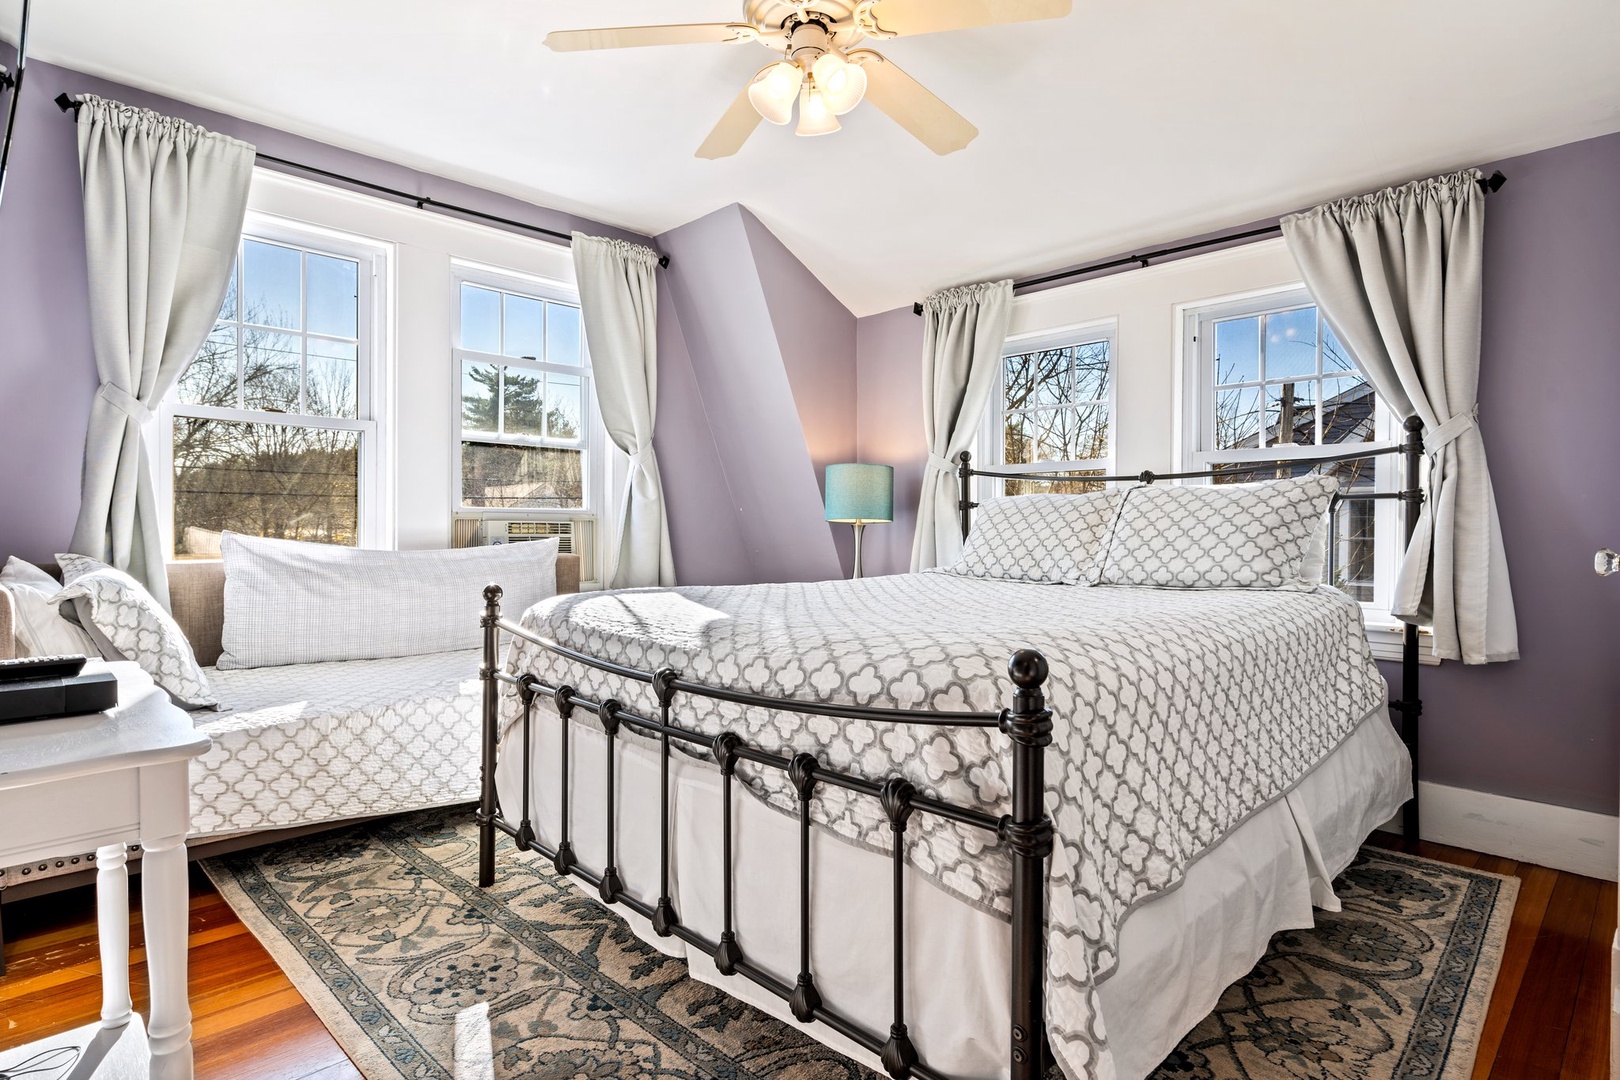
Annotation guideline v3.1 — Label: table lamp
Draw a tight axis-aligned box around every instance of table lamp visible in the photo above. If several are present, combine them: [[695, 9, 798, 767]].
[[824, 463, 893, 579]]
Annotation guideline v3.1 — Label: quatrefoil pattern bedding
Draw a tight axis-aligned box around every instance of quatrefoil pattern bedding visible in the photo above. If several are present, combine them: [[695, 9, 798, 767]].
[[943, 490, 1123, 584], [501, 572, 1388, 1080]]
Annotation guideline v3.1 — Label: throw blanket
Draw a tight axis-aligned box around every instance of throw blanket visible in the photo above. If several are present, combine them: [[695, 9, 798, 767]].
[[499, 573, 1389, 1080]]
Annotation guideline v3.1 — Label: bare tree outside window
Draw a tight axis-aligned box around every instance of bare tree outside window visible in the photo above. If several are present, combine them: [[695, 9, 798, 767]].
[[1000, 340, 1110, 495]]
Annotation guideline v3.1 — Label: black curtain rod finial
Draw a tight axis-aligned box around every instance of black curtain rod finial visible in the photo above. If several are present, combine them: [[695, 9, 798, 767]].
[[913, 301, 923, 316], [1479, 169, 1507, 194], [55, 92, 77, 113], [659, 254, 670, 269]]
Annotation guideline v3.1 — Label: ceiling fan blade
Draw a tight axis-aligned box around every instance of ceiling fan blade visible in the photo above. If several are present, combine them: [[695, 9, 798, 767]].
[[545, 23, 756, 52], [851, 52, 978, 155], [696, 89, 764, 160], [860, 0, 1071, 37]]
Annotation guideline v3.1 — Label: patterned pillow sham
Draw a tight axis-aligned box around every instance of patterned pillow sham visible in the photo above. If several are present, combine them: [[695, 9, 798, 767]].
[[941, 490, 1123, 584], [53, 553, 217, 708], [1094, 475, 1339, 590]]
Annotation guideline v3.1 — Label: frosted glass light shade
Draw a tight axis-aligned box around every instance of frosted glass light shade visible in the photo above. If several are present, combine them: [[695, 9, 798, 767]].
[[811, 51, 867, 115], [748, 61, 802, 126], [795, 84, 841, 136], [825, 464, 894, 523]]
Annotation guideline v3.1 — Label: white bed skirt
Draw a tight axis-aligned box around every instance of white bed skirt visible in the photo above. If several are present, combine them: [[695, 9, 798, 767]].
[[495, 706, 1410, 1080]]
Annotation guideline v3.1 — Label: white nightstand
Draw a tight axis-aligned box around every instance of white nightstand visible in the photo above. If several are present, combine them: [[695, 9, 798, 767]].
[[0, 662, 211, 1078]]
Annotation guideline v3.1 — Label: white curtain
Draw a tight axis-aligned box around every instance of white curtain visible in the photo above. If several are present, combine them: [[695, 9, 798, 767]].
[[68, 96, 254, 608], [1282, 169, 1518, 663], [910, 280, 1014, 572], [572, 233, 675, 589]]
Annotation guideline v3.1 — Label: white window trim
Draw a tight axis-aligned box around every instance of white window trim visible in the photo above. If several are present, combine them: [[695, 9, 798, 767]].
[[1180, 285, 1401, 623], [976, 319, 1118, 500], [155, 213, 393, 555], [449, 260, 613, 586]]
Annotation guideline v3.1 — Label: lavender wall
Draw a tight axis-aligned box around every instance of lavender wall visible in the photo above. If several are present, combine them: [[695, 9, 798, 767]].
[[0, 59, 649, 568], [853, 132, 1620, 817]]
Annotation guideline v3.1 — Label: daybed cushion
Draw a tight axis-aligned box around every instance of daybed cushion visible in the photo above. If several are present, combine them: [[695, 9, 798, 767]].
[[218, 533, 561, 669], [190, 650, 482, 836], [54, 553, 217, 707], [1095, 475, 1339, 590]]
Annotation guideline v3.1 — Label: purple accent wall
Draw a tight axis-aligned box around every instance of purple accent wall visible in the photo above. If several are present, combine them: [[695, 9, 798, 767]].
[[0, 59, 649, 568], [853, 132, 1620, 817], [654, 204, 848, 583]]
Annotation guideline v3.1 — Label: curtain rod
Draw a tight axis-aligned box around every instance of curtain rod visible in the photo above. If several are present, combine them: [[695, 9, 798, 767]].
[[54, 93, 670, 269], [910, 170, 1508, 315]]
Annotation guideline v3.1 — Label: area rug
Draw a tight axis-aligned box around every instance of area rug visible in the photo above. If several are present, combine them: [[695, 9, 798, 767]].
[[203, 808, 1517, 1080]]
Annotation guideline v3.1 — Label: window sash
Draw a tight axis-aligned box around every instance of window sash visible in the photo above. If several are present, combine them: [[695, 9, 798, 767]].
[[979, 325, 1117, 499]]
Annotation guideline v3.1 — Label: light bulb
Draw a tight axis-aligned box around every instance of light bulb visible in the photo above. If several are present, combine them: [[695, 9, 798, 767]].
[[795, 83, 841, 137], [747, 61, 802, 126], [811, 50, 868, 115]]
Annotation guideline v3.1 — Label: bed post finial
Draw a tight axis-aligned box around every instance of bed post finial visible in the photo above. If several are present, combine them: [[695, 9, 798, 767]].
[[1001, 648, 1053, 1080], [477, 583, 504, 888]]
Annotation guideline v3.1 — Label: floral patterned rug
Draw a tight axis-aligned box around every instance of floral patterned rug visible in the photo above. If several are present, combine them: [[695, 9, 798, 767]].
[[203, 808, 1515, 1080]]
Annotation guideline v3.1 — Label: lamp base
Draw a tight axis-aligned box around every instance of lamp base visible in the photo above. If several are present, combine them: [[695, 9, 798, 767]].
[[852, 521, 865, 580]]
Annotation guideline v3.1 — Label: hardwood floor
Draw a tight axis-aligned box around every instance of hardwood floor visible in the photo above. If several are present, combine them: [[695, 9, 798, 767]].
[[0, 843, 1610, 1079]]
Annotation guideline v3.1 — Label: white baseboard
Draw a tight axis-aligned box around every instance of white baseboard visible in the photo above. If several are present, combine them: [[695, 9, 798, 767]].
[[1377, 781, 1618, 882]]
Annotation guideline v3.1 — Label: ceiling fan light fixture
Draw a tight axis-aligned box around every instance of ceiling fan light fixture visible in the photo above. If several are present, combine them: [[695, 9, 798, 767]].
[[795, 83, 841, 137], [810, 50, 868, 115], [747, 61, 802, 125]]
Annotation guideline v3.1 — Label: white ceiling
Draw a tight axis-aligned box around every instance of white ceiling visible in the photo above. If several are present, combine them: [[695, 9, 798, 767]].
[[20, 0, 1620, 316]]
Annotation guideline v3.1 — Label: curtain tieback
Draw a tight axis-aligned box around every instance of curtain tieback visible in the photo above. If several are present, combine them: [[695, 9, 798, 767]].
[[1425, 405, 1479, 456], [98, 382, 154, 426], [925, 453, 959, 474]]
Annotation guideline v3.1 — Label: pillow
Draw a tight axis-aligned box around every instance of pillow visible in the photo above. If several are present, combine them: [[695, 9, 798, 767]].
[[53, 553, 217, 707], [1094, 475, 1339, 590], [941, 491, 1124, 584], [0, 557, 100, 658], [217, 532, 560, 670]]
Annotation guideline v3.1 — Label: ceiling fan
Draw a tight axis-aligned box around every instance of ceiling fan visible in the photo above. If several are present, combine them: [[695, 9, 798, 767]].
[[545, 0, 1073, 159]]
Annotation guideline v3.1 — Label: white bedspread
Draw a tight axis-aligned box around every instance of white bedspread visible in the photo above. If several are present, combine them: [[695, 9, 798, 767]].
[[502, 573, 1390, 1080]]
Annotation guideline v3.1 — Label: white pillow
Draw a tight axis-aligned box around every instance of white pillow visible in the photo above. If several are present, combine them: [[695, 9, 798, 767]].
[[941, 491, 1123, 585], [217, 533, 560, 670], [53, 553, 217, 708], [0, 557, 100, 658], [1094, 475, 1339, 590]]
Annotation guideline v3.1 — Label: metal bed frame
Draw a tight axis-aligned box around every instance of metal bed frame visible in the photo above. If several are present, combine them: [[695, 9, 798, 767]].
[[474, 416, 1426, 1080]]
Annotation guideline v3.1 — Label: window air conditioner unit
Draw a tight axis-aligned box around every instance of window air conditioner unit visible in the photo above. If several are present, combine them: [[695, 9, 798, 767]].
[[454, 517, 597, 582]]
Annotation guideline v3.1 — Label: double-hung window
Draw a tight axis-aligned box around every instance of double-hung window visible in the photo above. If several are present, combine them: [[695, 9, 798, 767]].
[[453, 266, 598, 521], [162, 223, 382, 556], [978, 325, 1116, 496], [1184, 289, 1397, 610]]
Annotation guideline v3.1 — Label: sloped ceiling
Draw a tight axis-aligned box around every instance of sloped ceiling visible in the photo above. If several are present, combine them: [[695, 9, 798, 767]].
[[14, 0, 1620, 315]]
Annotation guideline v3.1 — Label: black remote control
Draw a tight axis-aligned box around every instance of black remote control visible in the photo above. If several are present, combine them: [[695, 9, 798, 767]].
[[0, 654, 89, 683]]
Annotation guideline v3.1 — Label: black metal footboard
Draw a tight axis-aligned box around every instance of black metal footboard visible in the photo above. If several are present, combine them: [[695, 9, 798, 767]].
[[476, 592, 1054, 1080]]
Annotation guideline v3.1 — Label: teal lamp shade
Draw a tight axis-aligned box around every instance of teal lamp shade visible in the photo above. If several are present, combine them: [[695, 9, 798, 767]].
[[825, 464, 894, 523]]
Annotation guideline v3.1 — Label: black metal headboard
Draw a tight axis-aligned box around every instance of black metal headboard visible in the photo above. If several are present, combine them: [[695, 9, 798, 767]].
[[956, 414, 1428, 842]]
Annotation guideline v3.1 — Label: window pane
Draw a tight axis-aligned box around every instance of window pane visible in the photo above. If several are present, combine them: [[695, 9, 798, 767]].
[[461, 361, 500, 433], [461, 442, 583, 509], [1321, 376, 1375, 443], [306, 338, 358, 419], [1213, 317, 1260, 385], [460, 285, 500, 354], [1003, 354, 1038, 413], [503, 293, 544, 359], [242, 331, 302, 412], [219, 264, 239, 322], [1007, 471, 1102, 497], [546, 372, 582, 440], [1263, 307, 1318, 380], [1004, 411, 1035, 466], [1321, 320, 1356, 374], [503, 369, 546, 437], [1214, 385, 1262, 449], [172, 417, 359, 555], [305, 253, 359, 339], [1029, 406, 1108, 463], [178, 325, 239, 408], [1071, 342, 1109, 402], [547, 303, 582, 365], [242, 240, 301, 330], [1265, 381, 1317, 446], [1328, 494, 1375, 603]]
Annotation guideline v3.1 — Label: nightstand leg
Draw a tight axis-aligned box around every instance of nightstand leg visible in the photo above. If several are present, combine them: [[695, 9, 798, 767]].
[[95, 844, 132, 1029], [142, 833, 193, 1072]]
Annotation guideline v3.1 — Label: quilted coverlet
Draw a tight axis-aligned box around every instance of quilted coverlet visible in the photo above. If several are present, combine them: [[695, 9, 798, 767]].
[[499, 572, 1390, 1080]]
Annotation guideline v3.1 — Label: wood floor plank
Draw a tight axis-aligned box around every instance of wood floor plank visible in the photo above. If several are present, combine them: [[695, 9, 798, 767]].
[[1559, 880, 1617, 1079], [1472, 863, 1560, 1080], [1490, 870, 1601, 1080]]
